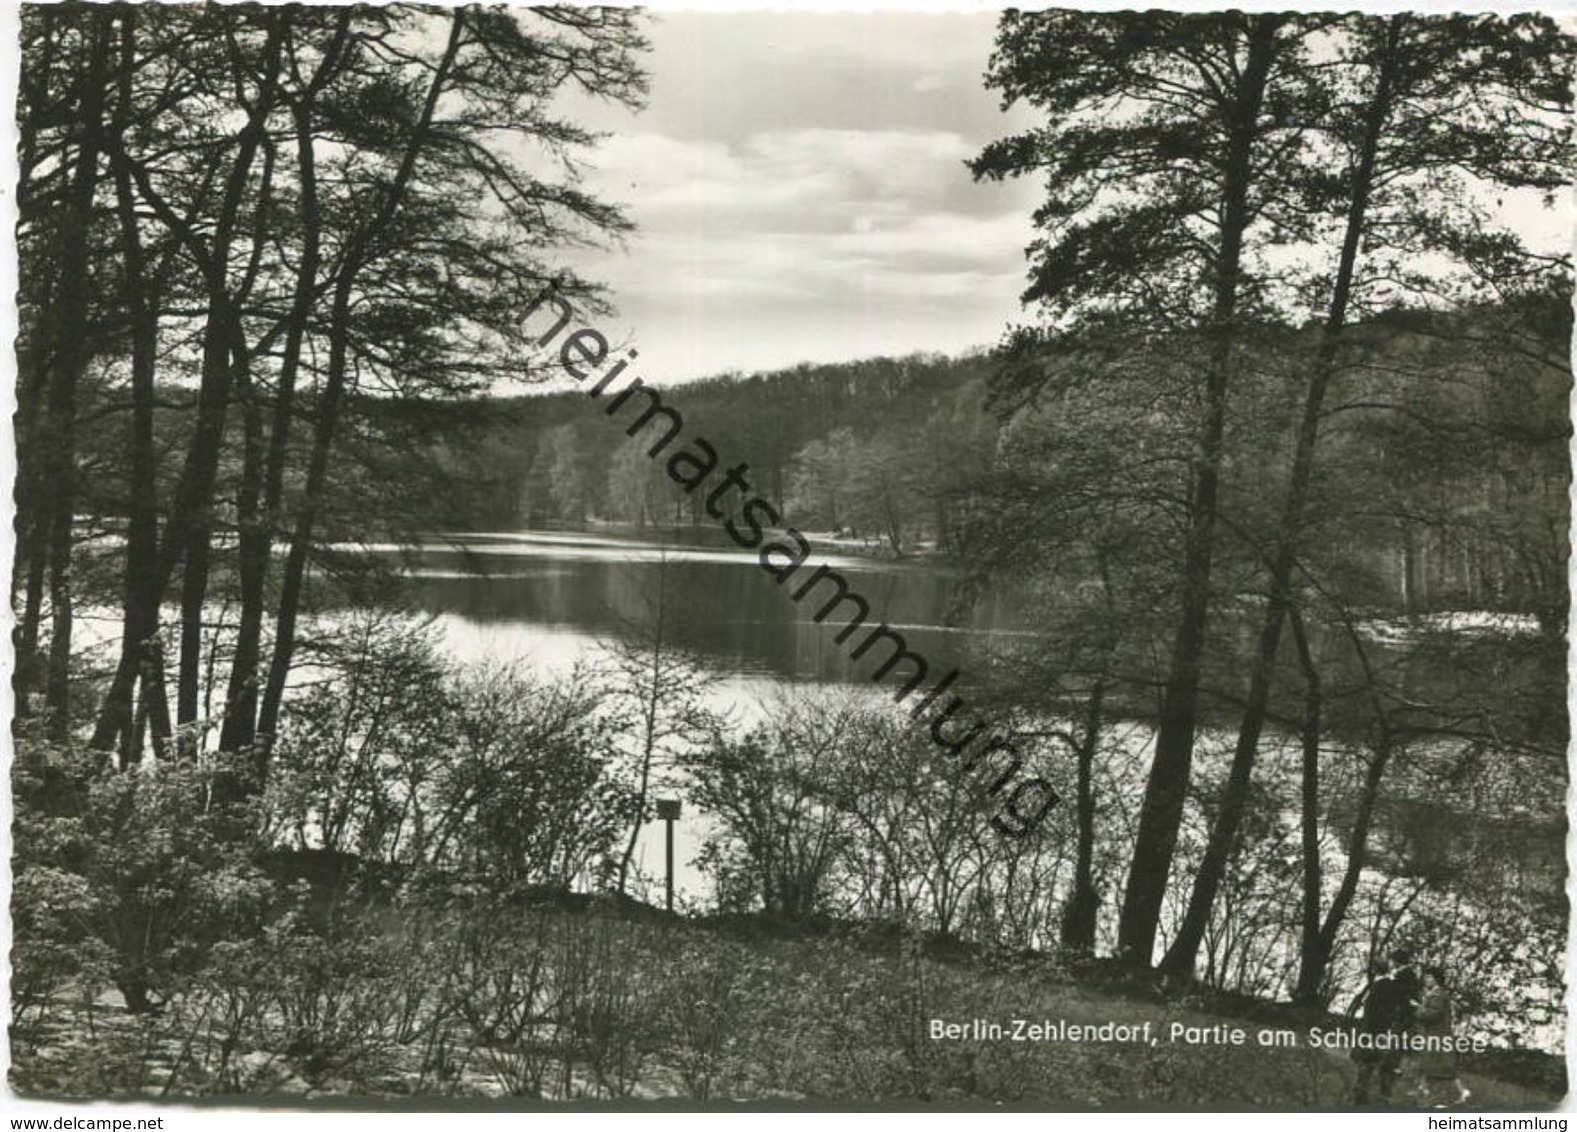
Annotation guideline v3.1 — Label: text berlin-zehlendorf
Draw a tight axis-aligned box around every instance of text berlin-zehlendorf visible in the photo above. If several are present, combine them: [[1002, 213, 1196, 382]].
[[519, 280, 1062, 839]]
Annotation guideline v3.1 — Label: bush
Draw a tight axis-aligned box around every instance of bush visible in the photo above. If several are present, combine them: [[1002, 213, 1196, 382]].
[[13, 739, 274, 1017]]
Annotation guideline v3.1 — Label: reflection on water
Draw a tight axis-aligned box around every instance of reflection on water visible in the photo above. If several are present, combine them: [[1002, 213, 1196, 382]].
[[386, 527, 1018, 687], [359, 528, 1562, 1046], [375, 527, 1560, 764], [387, 526, 985, 903]]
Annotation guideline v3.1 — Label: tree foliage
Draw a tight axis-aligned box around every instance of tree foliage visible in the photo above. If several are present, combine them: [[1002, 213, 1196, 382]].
[[971, 10, 1571, 971]]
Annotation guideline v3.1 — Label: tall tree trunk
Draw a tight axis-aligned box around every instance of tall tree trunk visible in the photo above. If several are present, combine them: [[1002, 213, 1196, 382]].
[[1296, 617, 1396, 1002], [173, 295, 245, 743], [156, 17, 284, 750], [1300, 727, 1391, 1002], [1158, 21, 1399, 979], [1060, 678, 1105, 952], [210, 136, 278, 759], [14, 284, 56, 722], [1287, 608, 1325, 1005], [254, 281, 352, 746], [141, 636, 174, 754], [1116, 16, 1281, 966], [219, 13, 345, 754], [14, 535, 49, 722], [40, 11, 113, 740], [94, 10, 169, 760], [257, 13, 464, 747], [217, 350, 266, 754], [96, 13, 286, 756], [13, 8, 64, 722]]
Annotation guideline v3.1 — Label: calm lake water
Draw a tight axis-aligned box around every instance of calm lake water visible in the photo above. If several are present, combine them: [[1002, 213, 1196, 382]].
[[387, 525, 1021, 685], [375, 524, 1021, 900]]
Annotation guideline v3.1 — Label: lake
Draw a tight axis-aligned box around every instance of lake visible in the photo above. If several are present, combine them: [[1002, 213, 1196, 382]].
[[377, 524, 1018, 901], [352, 525, 1563, 1046], [384, 525, 1023, 684]]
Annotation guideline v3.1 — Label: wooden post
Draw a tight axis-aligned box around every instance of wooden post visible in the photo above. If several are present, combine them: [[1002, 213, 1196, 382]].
[[664, 817, 674, 913], [656, 798, 681, 914]]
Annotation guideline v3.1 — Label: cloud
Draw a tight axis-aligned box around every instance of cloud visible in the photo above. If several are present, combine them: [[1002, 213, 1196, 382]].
[[563, 12, 1036, 147], [588, 128, 1002, 230], [578, 127, 1036, 308], [541, 12, 1047, 381]]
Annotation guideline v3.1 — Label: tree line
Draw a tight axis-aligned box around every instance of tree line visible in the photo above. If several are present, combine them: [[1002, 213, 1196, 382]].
[[14, 3, 647, 770], [962, 9, 1570, 993], [421, 349, 999, 558], [10, 4, 1570, 1048]]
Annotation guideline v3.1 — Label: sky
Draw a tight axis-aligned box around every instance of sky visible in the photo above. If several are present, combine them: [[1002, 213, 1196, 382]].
[[554, 11, 1045, 384], [543, 10, 1574, 387]]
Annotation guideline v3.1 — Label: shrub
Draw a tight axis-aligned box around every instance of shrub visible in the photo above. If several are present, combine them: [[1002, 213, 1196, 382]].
[[13, 739, 274, 1017]]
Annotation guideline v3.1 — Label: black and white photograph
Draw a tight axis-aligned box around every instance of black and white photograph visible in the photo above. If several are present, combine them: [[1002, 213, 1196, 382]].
[[5, 3, 1572, 1112]]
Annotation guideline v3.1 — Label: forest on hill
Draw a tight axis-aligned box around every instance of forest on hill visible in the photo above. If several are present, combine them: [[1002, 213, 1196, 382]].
[[419, 300, 1568, 627]]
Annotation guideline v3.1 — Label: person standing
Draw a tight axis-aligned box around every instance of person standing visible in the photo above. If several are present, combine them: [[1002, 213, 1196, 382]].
[[1412, 965, 1471, 1107], [1352, 955, 1411, 1104], [1388, 947, 1421, 1018]]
